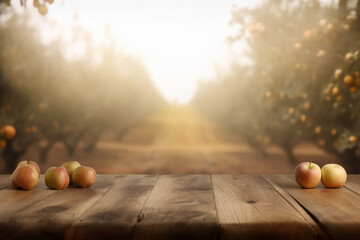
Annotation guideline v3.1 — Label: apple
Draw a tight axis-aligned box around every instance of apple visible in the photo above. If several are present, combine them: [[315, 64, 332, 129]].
[[61, 161, 81, 184], [18, 160, 40, 176], [11, 163, 39, 190], [295, 161, 321, 188], [321, 163, 347, 188], [72, 166, 96, 188], [45, 167, 70, 190]]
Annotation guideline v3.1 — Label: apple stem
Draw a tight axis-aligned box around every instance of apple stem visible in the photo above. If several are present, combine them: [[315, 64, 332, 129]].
[[27, 160, 29, 165], [309, 161, 312, 168]]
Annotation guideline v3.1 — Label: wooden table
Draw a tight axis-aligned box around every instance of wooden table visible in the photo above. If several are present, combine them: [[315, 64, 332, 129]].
[[0, 174, 359, 240]]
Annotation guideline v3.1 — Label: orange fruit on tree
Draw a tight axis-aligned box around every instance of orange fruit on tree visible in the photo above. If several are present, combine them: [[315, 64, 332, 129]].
[[331, 128, 337, 136], [316, 50, 325, 57], [1, 125, 16, 140], [318, 139, 325, 146], [38, 4, 48, 15], [350, 86, 358, 93], [343, 74, 354, 86], [304, 29, 313, 39], [294, 42, 301, 50], [300, 115, 307, 124], [33, 0, 40, 7], [314, 126, 322, 134], [265, 91, 272, 98], [349, 135, 357, 143], [345, 52, 354, 61], [334, 69, 342, 79], [303, 101, 311, 110], [332, 86, 340, 95], [0, 140, 6, 149]]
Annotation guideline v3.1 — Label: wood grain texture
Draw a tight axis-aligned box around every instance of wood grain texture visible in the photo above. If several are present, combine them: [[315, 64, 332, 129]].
[[268, 174, 360, 240], [345, 174, 360, 195], [66, 174, 158, 240], [212, 175, 318, 240], [0, 175, 57, 218], [132, 174, 218, 240], [0, 174, 116, 240], [263, 175, 330, 240]]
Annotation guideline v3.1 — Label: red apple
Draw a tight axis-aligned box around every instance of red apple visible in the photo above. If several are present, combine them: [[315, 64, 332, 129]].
[[321, 163, 347, 188], [61, 161, 81, 184], [72, 166, 96, 188], [295, 161, 321, 188], [45, 167, 70, 190], [18, 160, 40, 176], [11, 164, 39, 190]]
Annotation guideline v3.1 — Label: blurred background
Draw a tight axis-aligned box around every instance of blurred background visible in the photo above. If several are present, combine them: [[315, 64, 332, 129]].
[[0, 0, 360, 174]]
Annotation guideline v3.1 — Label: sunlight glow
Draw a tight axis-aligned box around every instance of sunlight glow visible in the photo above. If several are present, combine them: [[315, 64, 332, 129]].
[[14, 0, 260, 103]]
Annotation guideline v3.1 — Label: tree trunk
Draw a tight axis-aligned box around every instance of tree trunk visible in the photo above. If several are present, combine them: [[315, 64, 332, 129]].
[[64, 142, 76, 157], [355, 0, 360, 31], [283, 145, 297, 165], [338, 148, 360, 174], [39, 141, 54, 163], [2, 140, 21, 173], [338, 0, 348, 20]]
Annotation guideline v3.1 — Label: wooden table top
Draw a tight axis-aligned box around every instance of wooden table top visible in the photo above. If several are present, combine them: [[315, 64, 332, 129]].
[[0, 174, 359, 240]]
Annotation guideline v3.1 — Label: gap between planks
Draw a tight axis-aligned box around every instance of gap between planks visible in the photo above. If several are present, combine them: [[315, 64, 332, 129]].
[[130, 174, 160, 238], [263, 175, 331, 240]]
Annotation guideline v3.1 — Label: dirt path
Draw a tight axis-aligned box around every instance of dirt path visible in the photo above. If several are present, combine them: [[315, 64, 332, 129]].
[[1, 106, 338, 174]]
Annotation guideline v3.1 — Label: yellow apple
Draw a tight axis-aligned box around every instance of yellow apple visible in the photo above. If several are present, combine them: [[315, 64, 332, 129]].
[[295, 162, 321, 188], [45, 167, 70, 190], [61, 161, 81, 184], [321, 164, 347, 188], [72, 166, 96, 188], [11, 164, 39, 190]]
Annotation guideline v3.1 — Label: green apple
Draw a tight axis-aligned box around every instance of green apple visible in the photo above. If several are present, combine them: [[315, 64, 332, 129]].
[[45, 167, 70, 190], [61, 161, 81, 184], [11, 163, 39, 190], [72, 166, 96, 188], [295, 161, 321, 188], [321, 163, 347, 188]]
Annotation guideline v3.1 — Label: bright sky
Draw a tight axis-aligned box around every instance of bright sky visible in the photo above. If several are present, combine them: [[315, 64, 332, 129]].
[[12, 0, 260, 103]]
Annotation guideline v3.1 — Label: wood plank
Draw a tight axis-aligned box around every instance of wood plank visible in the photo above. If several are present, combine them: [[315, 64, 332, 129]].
[[0, 175, 57, 215], [212, 175, 318, 240], [0, 174, 11, 189], [263, 175, 330, 240], [66, 174, 158, 240], [0, 174, 116, 240], [132, 174, 218, 240], [345, 174, 360, 195], [268, 174, 360, 240]]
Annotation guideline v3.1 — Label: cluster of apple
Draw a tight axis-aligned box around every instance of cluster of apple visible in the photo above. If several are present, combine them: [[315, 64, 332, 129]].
[[295, 162, 347, 189], [11, 160, 96, 190], [46, 161, 96, 190]]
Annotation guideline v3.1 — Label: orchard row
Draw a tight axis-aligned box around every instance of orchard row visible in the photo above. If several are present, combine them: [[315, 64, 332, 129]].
[[0, 13, 164, 172], [194, 1, 360, 172]]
